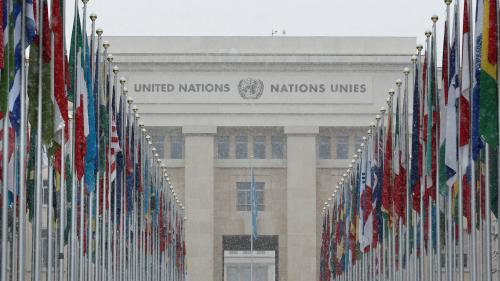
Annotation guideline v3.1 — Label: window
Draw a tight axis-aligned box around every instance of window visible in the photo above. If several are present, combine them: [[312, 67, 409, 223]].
[[237, 182, 264, 211], [253, 136, 266, 159], [235, 136, 248, 159], [151, 135, 166, 158], [319, 136, 331, 159], [41, 229, 56, 270], [217, 136, 230, 159], [170, 135, 183, 159], [271, 136, 284, 159], [336, 136, 349, 159], [354, 136, 363, 154]]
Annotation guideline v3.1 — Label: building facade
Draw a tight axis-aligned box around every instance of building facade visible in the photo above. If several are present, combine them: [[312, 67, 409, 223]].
[[109, 36, 415, 281]]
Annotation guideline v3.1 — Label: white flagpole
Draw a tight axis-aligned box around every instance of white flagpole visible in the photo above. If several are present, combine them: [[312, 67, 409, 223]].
[[48, 158, 55, 281], [404, 66, 411, 281], [33, 0, 45, 279], [417, 41, 425, 281], [484, 144, 492, 281], [112, 64, 119, 281], [16, 1, 27, 281]]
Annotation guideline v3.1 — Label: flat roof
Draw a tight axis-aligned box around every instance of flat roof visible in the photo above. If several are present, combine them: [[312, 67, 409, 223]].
[[104, 36, 416, 56]]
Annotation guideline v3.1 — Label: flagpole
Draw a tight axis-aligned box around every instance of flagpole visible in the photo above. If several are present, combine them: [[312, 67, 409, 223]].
[[112, 64, 119, 281], [94, 23, 102, 281], [11, 0, 26, 279], [484, 143, 492, 281], [403, 66, 411, 281], [416, 42, 425, 281], [47, 157, 55, 281], [33, 0, 46, 278]]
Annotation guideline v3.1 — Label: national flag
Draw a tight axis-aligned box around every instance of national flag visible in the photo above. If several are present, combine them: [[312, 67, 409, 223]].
[[0, 0, 9, 115], [9, 0, 35, 131], [446, 4, 460, 191], [360, 134, 374, 252], [460, 0, 473, 232], [27, 0, 53, 148], [439, 21, 449, 195], [411, 57, 422, 212], [52, 0, 68, 142], [69, 8, 88, 181], [393, 86, 406, 222], [83, 13, 97, 193], [478, 0, 498, 216], [382, 96, 393, 225]]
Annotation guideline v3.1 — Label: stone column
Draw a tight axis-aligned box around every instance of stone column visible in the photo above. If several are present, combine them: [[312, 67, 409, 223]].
[[285, 126, 318, 281], [183, 126, 217, 281]]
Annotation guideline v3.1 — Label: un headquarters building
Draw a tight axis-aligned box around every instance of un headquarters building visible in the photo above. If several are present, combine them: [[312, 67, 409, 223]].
[[109, 36, 415, 281]]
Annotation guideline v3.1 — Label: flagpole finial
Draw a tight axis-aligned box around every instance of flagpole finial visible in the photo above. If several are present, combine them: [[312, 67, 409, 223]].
[[96, 28, 103, 36], [445, 0, 452, 5], [431, 15, 439, 23], [127, 97, 134, 105], [68, 114, 73, 121], [376, 114, 381, 122], [396, 79, 402, 87], [135, 113, 140, 120], [425, 30, 432, 38], [370, 122, 376, 128], [103, 41, 110, 49], [411, 56, 417, 64], [90, 13, 97, 22], [416, 44, 423, 51], [155, 153, 160, 159], [107, 54, 114, 63], [82, 0, 89, 4], [380, 107, 386, 114], [113, 66, 120, 74], [403, 67, 410, 75], [148, 141, 152, 145], [133, 106, 138, 113], [145, 135, 151, 140], [387, 97, 391, 105], [139, 122, 144, 128], [120, 77, 126, 85]]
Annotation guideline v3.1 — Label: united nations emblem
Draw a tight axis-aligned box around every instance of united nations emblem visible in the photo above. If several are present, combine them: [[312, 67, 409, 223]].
[[238, 78, 264, 100]]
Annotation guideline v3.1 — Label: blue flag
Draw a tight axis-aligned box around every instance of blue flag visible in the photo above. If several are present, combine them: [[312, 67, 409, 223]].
[[84, 23, 97, 193], [251, 167, 258, 240]]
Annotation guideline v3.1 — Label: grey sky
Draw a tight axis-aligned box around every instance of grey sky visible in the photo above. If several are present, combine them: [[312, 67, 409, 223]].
[[66, 0, 454, 57]]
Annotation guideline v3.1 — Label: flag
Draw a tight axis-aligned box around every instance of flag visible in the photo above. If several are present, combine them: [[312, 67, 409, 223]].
[[251, 167, 258, 240], [69, 9, 88, 180], [382, 97, 393, 225], [446, 4, 460, 191], [411, 57, 422, 212], [393, 87, 406, 222], [479, 0, 498, 216], [359, 134, 374, 252], [9, 0, 35, 131], [83, 14, 97, 193], [0, 0, 9, 115], [27, 0, 53, 148], [51, 0, 68, 142], [461, 0, 473, 232]]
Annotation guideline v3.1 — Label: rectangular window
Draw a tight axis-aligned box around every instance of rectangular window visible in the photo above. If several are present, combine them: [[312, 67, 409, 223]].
[[217, 136, 230, 159], [271, 136, 284, 159], [319, 136, 331, 159], [336, 136, 349, 159], [235, 136, 248, 159], [170, 136, 183, 159], [151, 135, 166, 159], [236, 182, 264, 211], [41, 229, 56, 270], [253, 136, 266, 159]]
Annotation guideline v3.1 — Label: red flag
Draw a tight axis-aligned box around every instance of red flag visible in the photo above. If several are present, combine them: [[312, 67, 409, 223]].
[[52, 0, 68, 140], [382, 102, 393, 224]]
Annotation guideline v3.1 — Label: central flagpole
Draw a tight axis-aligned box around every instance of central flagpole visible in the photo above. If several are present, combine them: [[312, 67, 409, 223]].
[[404, 66, 411, 281]]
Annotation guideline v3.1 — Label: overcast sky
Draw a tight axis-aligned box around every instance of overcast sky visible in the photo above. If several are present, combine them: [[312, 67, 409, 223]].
[[65, 0, 457, 59]]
